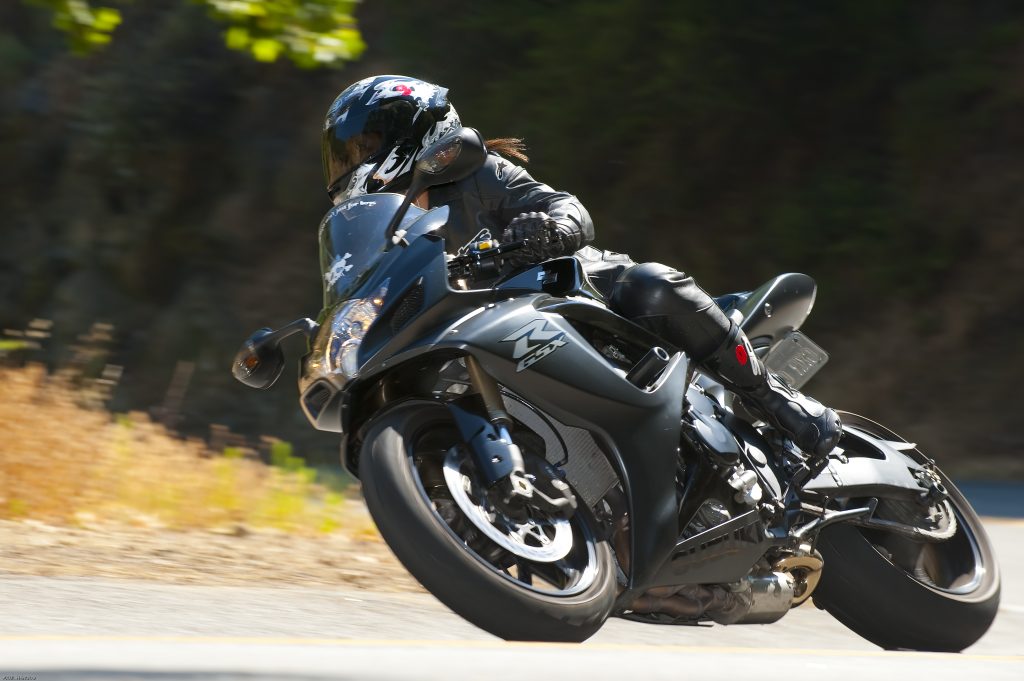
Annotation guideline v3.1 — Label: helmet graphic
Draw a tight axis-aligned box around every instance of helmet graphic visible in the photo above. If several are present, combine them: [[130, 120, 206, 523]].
[[321, 75, 461, 204]]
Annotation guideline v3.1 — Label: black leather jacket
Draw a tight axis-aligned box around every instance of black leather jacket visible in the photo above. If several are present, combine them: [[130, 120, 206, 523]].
[[428, 153, 594, 256], [427, 152, 636, 297]]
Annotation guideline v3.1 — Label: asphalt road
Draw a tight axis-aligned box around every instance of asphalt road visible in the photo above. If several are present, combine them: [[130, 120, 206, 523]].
[[0, 505, 1021, 680]]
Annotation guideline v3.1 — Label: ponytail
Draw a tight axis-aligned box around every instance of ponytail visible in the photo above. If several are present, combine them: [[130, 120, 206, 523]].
[[484, 137, 529, 164]]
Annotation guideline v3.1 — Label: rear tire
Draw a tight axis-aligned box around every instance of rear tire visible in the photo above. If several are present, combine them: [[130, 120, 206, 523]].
[[358, 400, 617, 642], [813, 413, 1001, 652]]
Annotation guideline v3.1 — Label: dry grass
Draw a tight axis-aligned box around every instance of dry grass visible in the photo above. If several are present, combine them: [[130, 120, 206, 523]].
[[0, 364, 376, 537]]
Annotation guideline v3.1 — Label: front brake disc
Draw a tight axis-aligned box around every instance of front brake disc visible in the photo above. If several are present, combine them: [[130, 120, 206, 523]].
[[442, 447, 573, 563]]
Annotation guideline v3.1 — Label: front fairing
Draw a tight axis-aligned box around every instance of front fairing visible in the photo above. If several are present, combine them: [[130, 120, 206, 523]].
[[303, 195, 451, 401]]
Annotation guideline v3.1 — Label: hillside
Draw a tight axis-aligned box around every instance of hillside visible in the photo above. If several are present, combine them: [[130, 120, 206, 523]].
[[2, 1, 1022, 475]]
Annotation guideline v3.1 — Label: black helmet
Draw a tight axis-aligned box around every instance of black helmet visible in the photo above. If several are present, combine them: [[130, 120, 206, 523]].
[[322, 75, 461, 204]]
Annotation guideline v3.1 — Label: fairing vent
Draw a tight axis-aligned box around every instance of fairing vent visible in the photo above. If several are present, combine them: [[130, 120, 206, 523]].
[[303, 382, 332, 419], [390, 284, 425, 333]]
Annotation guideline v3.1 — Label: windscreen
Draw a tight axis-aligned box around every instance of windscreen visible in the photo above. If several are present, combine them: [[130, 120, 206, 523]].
[[317, 193, 448, 307]]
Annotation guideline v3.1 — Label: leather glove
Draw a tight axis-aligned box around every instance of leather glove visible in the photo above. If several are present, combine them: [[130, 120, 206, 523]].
[[501, 212, 555, 268], [502, 210, 588, 270]]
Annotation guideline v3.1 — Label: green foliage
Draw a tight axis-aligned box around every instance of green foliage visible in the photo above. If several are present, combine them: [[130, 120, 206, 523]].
[[7, 498, 29, 518], [27, 0, 122, 51], [4, 0, 1024, 470], [0, 339, 31, 353], [23, 0, 364, 67], [200, 0, 365, 67], [269, 440, 318, 485], [269, 439, 303, 472]]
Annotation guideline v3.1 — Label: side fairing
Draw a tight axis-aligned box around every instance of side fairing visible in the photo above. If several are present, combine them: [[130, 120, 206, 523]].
[[361, 296, 689, 594]]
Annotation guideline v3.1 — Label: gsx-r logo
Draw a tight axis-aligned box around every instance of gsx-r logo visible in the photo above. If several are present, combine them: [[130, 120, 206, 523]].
[[502, 319, 568, 372]]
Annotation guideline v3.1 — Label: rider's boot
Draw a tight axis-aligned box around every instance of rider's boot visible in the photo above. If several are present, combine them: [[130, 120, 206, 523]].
[[701, 323, 842, 458]]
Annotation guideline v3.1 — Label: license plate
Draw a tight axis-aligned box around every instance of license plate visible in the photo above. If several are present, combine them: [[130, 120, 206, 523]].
[[764, 331, 829, 390]]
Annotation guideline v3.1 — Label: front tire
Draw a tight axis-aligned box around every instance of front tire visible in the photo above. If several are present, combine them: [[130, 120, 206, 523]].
[[813, 412, 1001, 652], [358, 400, 617, 642]]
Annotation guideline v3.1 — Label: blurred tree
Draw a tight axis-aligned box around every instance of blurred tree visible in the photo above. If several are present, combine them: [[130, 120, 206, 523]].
[[24, 0, 365, 67], [26, 0, 123, 51], [4, 0, 1024, 474]]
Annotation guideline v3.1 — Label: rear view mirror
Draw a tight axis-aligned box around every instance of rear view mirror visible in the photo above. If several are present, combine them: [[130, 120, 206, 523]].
[[232, 328, 286, 389], [384, 127, 488, 247], [231, 318, 318, 389], [413, 127, 488, 186]]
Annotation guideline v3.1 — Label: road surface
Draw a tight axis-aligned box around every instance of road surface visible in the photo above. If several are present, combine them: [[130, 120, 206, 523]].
[[0, 493, 1021, 680]]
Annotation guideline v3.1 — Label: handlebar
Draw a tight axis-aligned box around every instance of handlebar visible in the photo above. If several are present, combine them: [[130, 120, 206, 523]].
[[447, 239, 524, 281]]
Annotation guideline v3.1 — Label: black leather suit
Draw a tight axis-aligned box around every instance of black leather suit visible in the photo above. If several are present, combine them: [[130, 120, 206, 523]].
[[430, 152, 734, 362]]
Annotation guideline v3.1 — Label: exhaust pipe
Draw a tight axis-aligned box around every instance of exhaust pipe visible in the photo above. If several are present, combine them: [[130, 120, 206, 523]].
[[628, 572, 797, 625]]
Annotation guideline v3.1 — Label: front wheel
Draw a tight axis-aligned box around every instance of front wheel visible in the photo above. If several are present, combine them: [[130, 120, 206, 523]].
[[813, 412, 1001, 652], [358, 400, 617, 642]]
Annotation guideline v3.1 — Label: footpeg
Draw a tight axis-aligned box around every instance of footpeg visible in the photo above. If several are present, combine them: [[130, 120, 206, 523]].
[[727, 468, 763, 506]]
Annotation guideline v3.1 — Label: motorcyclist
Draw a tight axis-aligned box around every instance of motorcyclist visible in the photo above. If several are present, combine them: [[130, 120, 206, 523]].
[[321, 75, 841, 458]]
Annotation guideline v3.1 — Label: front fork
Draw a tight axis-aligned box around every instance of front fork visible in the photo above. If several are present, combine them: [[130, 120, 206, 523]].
[[447, 355, 575, 517]]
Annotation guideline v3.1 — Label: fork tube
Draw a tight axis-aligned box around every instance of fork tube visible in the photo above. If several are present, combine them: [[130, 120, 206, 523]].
[[465, 355, 512, 427]]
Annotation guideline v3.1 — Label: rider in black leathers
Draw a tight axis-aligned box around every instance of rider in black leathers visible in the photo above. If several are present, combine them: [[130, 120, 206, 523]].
[[321, 75, 841, 457]]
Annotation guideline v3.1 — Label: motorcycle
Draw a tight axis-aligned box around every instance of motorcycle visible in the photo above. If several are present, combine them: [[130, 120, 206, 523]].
[[233, 127, 1000, 649]]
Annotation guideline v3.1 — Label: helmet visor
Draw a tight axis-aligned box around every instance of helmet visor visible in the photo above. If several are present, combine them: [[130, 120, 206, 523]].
[[324, 131, 383, 202], [322, 100, 419, 201]]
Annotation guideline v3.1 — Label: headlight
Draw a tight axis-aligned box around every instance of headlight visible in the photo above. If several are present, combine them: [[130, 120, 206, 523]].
[[312, 281, 388, 381]]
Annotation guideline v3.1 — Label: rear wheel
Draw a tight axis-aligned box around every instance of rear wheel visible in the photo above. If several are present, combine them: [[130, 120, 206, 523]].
[[813, 412, 1000, 651], [358, 400, 617, 642]]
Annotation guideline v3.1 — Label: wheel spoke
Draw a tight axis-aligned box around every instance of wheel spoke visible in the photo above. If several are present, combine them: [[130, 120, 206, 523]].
[[860, 494, 984, 595], [514, 522, 554, 547], [525, 558, 580, 591], [410, 434, 599, 596], [515, 559, 533, 586]]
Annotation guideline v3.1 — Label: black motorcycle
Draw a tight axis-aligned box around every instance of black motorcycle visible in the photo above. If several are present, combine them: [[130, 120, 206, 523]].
[[233, 128, 1000, 649]]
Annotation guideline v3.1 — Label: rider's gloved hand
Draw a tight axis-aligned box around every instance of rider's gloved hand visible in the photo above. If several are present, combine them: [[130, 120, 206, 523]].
[[501, 212, 559, 269]]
